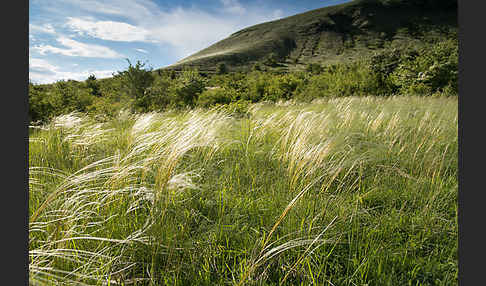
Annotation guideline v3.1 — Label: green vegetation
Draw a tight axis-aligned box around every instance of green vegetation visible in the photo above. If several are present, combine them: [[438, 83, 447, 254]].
[[28, 1, 458, 284], [114, 60, 156, 112], [29, 96, 457, 285], [29, 35, 457, 123]]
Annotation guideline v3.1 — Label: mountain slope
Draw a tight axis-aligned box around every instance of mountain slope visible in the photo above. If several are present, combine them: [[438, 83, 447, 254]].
[[164, 0, 457, 73]]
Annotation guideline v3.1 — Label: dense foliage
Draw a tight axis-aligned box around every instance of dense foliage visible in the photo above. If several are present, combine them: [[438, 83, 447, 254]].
[[29, 37, 457, 123]]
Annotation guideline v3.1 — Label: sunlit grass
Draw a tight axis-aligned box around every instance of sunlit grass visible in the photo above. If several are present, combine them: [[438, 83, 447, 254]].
[[29, 96, 457, 285]]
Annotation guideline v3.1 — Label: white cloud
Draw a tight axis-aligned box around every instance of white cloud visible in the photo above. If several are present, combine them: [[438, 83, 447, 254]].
[[56, 0, 287, 59], [144, 6, 287, 58], [66, 17, 152, 42], [59, 0, 159, 22], [32, 37, 123, 58], [135, 48, 148, 54], [30, 0, 292, 84], [29, 57, 114, 84], [220, 0, 246, 15], [30, 23, 57, 35], [148, 8, 240, 58], [30, 58, 59, 75]]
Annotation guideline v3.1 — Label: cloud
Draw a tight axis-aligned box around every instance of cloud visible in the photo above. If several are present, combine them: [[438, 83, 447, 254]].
[[29, 57, 114, 84], [59, 0, 159, 22], [32, 37, 123, 58], [147, 7, 240, 57], [30, 0, 292, 84], [30, 23, 57, 35], [57, 0, 287, 59], [135, 48, 148, 54], [220, 0, 246, 15], [66, 17, 152, 42], [142, 5, 287, 58], [29, 58, 59, 75]]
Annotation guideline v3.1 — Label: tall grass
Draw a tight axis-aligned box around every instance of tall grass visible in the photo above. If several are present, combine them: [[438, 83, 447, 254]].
[[29, 96, 457, 285]]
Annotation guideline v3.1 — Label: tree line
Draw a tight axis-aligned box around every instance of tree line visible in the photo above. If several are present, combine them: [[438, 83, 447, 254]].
[[29, 36, 457, 123]]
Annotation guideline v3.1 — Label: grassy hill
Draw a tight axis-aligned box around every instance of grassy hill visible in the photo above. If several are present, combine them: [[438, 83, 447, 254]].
[[164, 0, 457, 73]]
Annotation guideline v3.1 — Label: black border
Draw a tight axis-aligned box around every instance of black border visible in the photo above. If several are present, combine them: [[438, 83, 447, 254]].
[[5, 0, 29, 284], [7, 0, 29, 284], [458, 0, 482, 285]]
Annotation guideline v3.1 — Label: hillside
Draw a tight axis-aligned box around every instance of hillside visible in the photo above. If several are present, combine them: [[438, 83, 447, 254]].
[[164, 0, 457, 73]]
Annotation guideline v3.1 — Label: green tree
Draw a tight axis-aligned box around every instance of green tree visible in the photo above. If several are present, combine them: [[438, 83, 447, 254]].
[[169, 69, 206, 107], [86, 74, 101, 97], [115, 59, 155, 110]]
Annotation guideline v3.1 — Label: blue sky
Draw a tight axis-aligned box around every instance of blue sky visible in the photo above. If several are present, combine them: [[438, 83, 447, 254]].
[[29, 0, 350, 84]]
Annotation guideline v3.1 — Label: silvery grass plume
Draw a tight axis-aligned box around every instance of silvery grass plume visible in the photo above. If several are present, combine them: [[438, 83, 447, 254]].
[[50, 112, 85, 131], [29, 108, 233, 285], [130, 112, 161, 137], [42, 112, 115, 149], [268, 110, 339, 190], [236, 96, 458, 285], [63, 123, 114, 148], [29, 156, 154, 285]]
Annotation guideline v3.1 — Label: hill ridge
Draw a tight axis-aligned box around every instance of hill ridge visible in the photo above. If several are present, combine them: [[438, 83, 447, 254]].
[[163, 0, 457, 73]]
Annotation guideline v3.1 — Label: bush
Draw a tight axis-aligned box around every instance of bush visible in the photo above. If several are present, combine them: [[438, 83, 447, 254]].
[[295, 62, 391, 101], [29, 83, 59, 123], [223, 100, 251, 117], [244, 71, 269, 102], [390, 38, 458, 95], [29, 80, 96, 123], [306, 63, 323, 74], [139, 76, 172, 111], [168, 69, 206, 107], [217, 63, 228, 75], [264, 74, 302, 101], [86, 96, 123, 119], [197, 88, 233, 107]]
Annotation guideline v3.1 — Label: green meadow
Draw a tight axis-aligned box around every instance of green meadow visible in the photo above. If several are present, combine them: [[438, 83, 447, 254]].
[[29, 96, 457, 285]]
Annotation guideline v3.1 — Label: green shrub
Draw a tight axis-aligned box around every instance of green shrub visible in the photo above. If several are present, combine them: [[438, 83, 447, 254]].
[[223, 99, 251, 117], [296, 62, 391, 101], [29, 83, 60, 123], [264, 73, 303, 101], [86, 96, 123, 119], [168, 69, 207, 107], [29, 80, 97, 123], [244, 71, 269, 102], [217, 63, 228, 74], [139, 76, 172, 111], [390, 38, 458, 95], [197, 88, 232, 107], [306, 63, 323, 74]]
